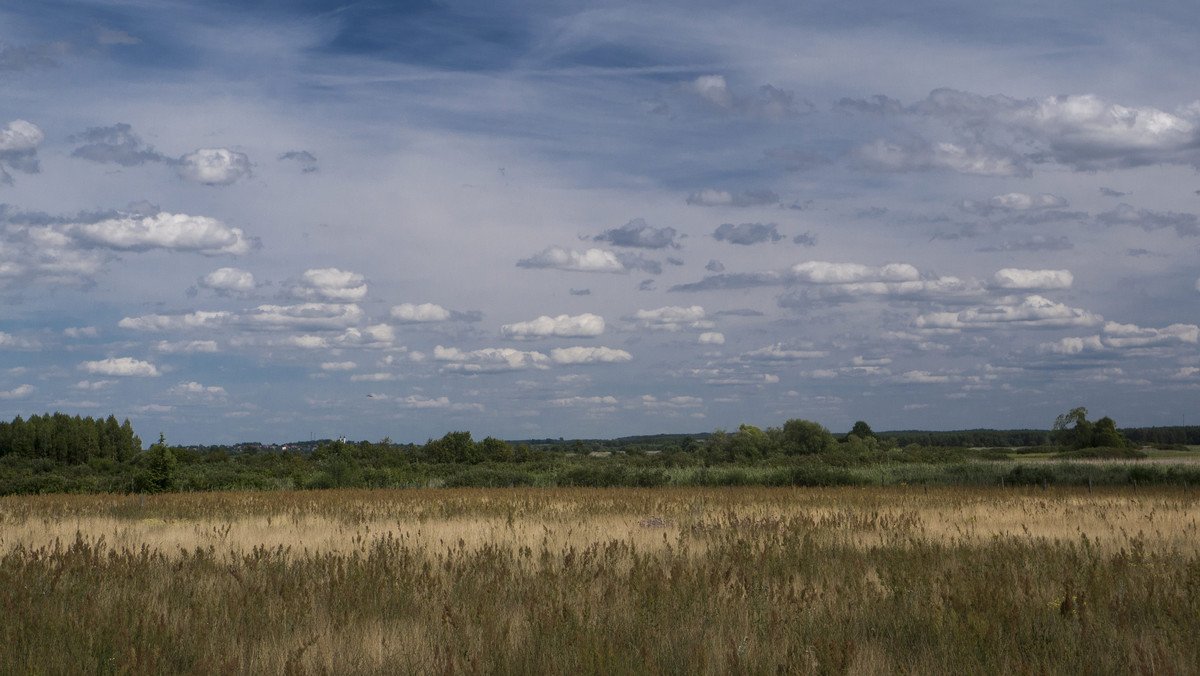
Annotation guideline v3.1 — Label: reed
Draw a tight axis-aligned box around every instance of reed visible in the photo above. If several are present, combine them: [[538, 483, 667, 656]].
[[2, 486, 1197, 674]]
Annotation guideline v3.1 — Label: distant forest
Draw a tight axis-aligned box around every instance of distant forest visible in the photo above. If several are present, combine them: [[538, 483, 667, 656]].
[[2, 411, 1199, 495]]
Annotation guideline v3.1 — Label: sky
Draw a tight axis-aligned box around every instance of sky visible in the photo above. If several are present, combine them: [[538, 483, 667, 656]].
[[1, 0, 1199, 445]]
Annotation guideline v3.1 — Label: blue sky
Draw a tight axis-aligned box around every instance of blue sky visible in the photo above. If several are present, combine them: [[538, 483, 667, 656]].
[[2, 0, 1198, 444]]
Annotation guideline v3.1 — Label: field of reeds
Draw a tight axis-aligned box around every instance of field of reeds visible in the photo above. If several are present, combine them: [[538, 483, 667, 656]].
[[3, 486, 1199, 674]]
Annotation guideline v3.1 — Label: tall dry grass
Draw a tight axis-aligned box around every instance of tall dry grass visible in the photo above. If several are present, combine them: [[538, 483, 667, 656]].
[[2, 486, 1198, 674]]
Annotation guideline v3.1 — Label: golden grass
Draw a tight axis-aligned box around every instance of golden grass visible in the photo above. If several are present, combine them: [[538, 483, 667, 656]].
[[2, 486, 1198, 674]]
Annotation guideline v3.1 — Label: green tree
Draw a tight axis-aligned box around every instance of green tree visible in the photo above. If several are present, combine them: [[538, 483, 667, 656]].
[[1053, 407, 1093, 449], [1092, 416, 1127, 448], [781, 419, 837, 455], [136, 433, 178, 493], [849, 420, 876, 439]]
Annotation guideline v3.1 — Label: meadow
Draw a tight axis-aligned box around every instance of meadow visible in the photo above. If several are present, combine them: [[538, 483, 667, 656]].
[[2, 486, 1198, 674]]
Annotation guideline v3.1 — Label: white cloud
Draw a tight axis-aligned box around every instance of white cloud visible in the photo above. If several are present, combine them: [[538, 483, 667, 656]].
[[686, 74, 732, 108], [433, 345, 551, 372], [550, 346, 632, 364], [285, 335, 329, 349], [550, 395, 619, 407], [154, 340, 220, 353], [72, 213, 252, 255], [0, 384, 34, 399], [73, 380, 117, 390], [791, 261, 920, 284], [641, 395, 703, 409], [686, 189, 779, 207], [852, 139, 1022, 176], [391, 302, 452, 323], [241, 303, 364, 331], [698, 332, 725, 345], [961, 192, 1069, 214], [199, 267, 255, 294], [168, 381, 227, 400], [517, 247, 627, 273], [895, 370, 953, 384], [350, 372, 399, 382], [0, 331, 39, 349], [63, 326, 99, 339], [334, 324, 395, 348], [1036, 335, 1107, 355], [0, 120, 43, 154], [631, 305, 709, 330], [396, 395, 484, 412], [741, 343, 827, 360], [502, 313, 605, 339], [321, 361, 357, 371], [916, 295, 1103, 331], [79, 357, 161, 377], [175, 148, 252, 185], [119, 311, 232, 332], [992, 269, 1074, 290], [1101, 321, 1198, 348], [293, 268, 367, 302]]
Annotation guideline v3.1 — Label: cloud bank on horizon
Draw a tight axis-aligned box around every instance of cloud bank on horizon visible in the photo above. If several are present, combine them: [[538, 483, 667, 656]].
[[1, 0, 1198, 444]]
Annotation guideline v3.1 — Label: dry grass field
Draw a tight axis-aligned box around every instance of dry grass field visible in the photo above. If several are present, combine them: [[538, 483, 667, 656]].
[[2, 486, 1198, 674]]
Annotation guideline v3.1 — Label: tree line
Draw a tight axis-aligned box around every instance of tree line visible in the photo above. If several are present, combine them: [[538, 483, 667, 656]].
[[0, 413, 142, 464], [1, 409, 1197, 495]]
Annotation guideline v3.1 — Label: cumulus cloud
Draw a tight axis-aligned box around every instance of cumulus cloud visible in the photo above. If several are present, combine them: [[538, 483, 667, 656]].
[[686, 189, 779, 207], [894, 370, 953, 384], [240, 303, 364, 331], [175, 148, 252, 185], [682, 76, 802, 119], [154, 340, 219, 353], [861, 89, 1200, 172], [199, 267, 255, 294], [395, 395, 484, 411], [71, 212, 253, 255], [915, 296, 1102, 332], [991, 269, 1073, 290], [79, 357, 161, 377], [685, 75, 733, 108], [168, 381, 227, 401], [0, 384, 34, 399], [73, 380, 116, 390], [69, 123, 166, 167], [959, 192, 1069, 215], [977, 236, 1074, 253], [0, 119, 44, 182], [550, 395, 619, 407], [119, 311, 232, 332], [334, 324, 395, 348], [391, 302, 452, 323], [1097, 204, 1199, 237], [292, 268, 367, 301], [502, 313, 605, 339], [792, 261, 920, 284], [517, 247, 658, 274], [851, 139, 1023, 176], [321, 361, 357, 371], [629, 305, 710, 331], [593, 218, 679, 249], [433, 345, 551, 372], [741, 343, 827, 360], [0, 207, 257, 289], [641, 395, 703, 409], [1100, 321, 1199, 348], [549, 346, 632, 364], [699, 332, 725, 345], [1036, 322, 1199, 356], [278, 150, 318, 172], [713, 223, 783, 245]]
